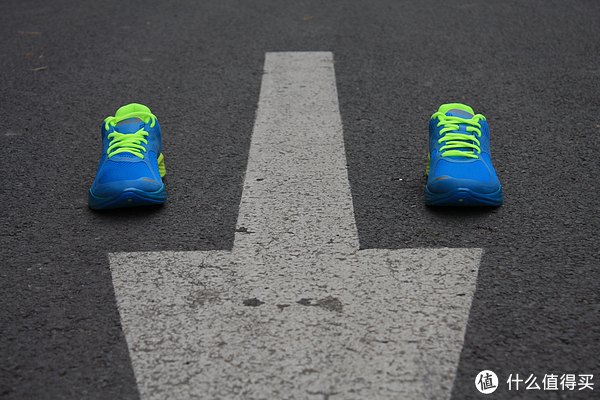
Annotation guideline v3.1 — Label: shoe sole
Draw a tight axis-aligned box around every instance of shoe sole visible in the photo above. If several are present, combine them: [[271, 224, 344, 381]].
[[425, 186, 503, 207], [88, 186, 167, 210]]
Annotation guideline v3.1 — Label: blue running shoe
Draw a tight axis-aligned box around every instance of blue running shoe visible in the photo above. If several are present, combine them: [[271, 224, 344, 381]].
[[425, 103, 503, 206], [89, 103, 167, 210]]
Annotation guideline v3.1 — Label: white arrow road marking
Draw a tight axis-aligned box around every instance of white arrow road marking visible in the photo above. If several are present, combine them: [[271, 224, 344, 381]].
[[110, 52, 482, 400]]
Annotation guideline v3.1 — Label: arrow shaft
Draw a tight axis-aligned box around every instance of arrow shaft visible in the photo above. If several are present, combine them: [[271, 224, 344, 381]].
[[235, 52, 359, 254]]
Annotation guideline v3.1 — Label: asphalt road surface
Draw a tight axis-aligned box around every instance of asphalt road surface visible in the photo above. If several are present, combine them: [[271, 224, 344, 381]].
[[1, 0, 599, 399]]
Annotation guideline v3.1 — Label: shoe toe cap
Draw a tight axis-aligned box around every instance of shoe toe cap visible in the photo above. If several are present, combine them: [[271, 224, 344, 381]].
[[91, 159, 163, 198], [428, 159, 500, 194]]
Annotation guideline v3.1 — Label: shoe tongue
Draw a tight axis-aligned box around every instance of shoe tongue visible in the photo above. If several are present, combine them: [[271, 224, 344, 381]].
[[114, 117, 144, 133], [445, 108, 473, 119]]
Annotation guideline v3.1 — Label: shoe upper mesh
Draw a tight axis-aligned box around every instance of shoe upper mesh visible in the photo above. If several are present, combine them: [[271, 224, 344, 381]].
[[147, 151, 161, 177], [432, 159, 491, 182], [97, 159, 154, 184]]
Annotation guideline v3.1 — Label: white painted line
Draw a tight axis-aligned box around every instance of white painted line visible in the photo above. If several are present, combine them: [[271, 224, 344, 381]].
[[110, 51, 482, 400]]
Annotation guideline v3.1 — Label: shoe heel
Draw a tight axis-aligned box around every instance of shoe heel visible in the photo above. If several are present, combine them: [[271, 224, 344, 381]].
[[158, 153, 166, 177]]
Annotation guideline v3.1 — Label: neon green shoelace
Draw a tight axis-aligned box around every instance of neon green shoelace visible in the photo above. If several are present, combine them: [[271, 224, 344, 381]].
[[432, 112, 485, 159], [104, 111, 157, 159]]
